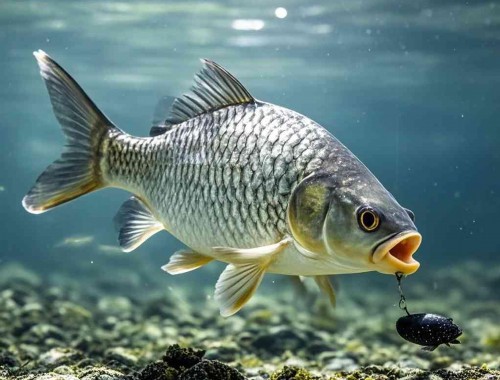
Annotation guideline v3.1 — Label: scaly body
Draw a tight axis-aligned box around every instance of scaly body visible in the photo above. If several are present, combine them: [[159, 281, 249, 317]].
[[105, 103, 335, 255]]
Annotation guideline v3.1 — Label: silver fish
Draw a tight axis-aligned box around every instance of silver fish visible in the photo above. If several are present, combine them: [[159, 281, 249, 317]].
[[23, 50, 422, 316]]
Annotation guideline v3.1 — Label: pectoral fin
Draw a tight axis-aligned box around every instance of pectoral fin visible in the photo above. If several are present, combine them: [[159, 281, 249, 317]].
[[113, 197, 163, 252], [213, 237, 291, 316], [215, 263, 266, 317], [212, 237, 291, 264], [162, 249, 213, 274], [314, 275, 337, 306]]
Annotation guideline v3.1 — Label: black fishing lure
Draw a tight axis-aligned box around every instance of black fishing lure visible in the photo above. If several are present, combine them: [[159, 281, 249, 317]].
[[396, 313, 462, 351], [394, 273, 463, 351]]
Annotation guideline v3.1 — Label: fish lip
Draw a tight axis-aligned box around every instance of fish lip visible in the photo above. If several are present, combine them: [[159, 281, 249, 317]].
[[371, 231, 422, 275]]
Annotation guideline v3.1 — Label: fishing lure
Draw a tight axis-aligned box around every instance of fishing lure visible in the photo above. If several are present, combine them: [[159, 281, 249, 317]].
[[395, 273, 462, 351]]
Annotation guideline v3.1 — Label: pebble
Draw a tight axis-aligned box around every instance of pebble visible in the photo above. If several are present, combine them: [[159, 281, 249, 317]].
[[323, 357, 359, 372], [39, 347, 83, 366], [0, 261, 498, 379], [104, 347, 139, 366]]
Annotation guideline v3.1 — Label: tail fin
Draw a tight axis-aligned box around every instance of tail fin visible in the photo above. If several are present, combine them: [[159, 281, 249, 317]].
[[22, 50, 116, 214]]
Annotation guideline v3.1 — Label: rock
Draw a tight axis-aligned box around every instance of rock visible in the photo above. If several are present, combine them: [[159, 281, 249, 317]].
[[179, 360, 245, 380], [97, 297, 133, 317], [0, 351, 19, 367], [305, 340, 334, 355], [204, 343, 239, 362], [35, 375, 80, 380], [53, 365, 76, 375], [251, 327, 307, 355], [323, 357, 358, 372], [79, 367, 125, 380], [137, 360, 178, 380], [271, 366, 315, 380], [26, 323, 66, 343], [161, 344, 205, 371], [105, 347, 139, 366], [54, 301, 92, 327], [40, 348, 84, 367]]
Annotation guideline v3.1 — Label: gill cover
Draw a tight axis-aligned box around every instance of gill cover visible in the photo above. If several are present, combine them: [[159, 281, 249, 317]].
[[287, 173, 334, 254]]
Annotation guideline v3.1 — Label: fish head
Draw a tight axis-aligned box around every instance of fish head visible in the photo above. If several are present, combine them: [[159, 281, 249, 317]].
[[288, 171, 421, 275]]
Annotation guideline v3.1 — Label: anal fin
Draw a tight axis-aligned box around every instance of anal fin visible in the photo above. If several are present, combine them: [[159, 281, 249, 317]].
[[162, 249, 213, 274], [213, 237, 291, 316], [114, 196, 163, 252], [314, 275, 337, 306]]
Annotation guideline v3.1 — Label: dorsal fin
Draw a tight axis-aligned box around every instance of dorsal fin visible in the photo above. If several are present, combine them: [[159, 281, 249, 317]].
[[150, 60, 255, 136]]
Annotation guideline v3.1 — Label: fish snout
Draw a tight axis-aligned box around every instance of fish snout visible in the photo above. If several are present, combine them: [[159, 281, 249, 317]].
[[372, 231, 422, 275]]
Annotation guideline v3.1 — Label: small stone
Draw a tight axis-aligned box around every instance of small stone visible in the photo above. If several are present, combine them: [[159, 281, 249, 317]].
[[40, 348, 83, 367], [271, 366, 315, 380], [53, 365, 76, 375], [204, 343, 239, 362], [323, 357, 358, 372], [251, 327, 307, 355], [97, 297, 132, 316], [306, 340, 334, 355], [35, 374, 80, 380], [26, 324, 66, 342], [0, 351, 19, 367], [105, 347, 139, 366], [79, 367, 125, 380]]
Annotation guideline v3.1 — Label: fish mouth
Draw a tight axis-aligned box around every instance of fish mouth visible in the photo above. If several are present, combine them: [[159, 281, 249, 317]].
[[372, 231, 422, 275]]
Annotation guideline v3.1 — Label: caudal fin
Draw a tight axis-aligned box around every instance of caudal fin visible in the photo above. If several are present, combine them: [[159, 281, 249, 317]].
[[23, 50, 117, 214]]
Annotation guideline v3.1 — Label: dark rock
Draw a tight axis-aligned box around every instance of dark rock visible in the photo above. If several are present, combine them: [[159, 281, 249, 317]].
[[251, 327, 307, 355], [0, 351, 19, 367], [203, 344, 239, 362], [137, 361, 178, 380], [162, 344, 204, 372], [179, 360, 245, 380], [305, 340, 333, 355]]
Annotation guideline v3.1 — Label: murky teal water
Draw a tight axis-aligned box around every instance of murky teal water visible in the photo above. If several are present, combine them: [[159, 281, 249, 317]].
[[1, 1, 498, 289]]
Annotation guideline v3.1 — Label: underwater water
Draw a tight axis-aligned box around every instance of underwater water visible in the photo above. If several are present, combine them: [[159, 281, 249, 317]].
[[0, 1, 499, 379]]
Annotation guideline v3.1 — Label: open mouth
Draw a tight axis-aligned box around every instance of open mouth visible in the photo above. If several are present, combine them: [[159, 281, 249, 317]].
[[372, 231, 422, 274]]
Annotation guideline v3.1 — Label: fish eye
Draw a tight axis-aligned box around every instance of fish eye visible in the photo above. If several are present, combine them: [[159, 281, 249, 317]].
[[404, 208, 415, 222], [357, 207, 380, 232]]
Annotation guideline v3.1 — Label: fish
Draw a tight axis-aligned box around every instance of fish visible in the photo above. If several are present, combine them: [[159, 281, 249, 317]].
[[54, 235, 94, 248], [396, 313, 462, 351], [23, 50, 422, 316]]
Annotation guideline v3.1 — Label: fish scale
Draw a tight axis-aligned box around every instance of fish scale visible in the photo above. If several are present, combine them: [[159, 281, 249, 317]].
[[103, 102, 332, 251]]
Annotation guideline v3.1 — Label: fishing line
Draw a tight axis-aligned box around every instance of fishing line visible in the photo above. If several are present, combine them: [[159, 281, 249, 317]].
[[395, 272, 410, 316]]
